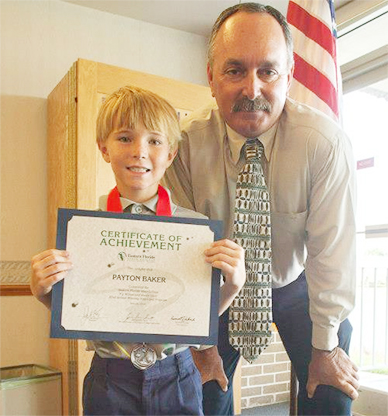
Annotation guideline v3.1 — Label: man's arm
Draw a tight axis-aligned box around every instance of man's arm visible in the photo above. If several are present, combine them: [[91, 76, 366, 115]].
[[305, 129, 359, 398], [165, 131, 230, 390], [163, 132, 196, 211]]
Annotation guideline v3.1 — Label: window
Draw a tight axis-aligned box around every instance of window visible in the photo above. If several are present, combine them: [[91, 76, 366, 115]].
[[343, 78, 388, 372]]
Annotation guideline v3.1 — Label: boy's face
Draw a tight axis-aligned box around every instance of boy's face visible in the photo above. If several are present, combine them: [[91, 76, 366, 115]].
[[99, 123, 177, 203]]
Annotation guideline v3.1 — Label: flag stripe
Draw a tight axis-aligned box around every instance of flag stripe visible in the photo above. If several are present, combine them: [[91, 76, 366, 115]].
[[287, 0, 341, 122], [287, 1, 334, 58], [292, 26, 337, 86], [293, 53, 339, 116], [289, 79, 338, 121]]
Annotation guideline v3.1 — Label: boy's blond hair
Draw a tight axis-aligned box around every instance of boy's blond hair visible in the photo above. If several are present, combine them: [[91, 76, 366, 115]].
[[96, 86, 181, 151]]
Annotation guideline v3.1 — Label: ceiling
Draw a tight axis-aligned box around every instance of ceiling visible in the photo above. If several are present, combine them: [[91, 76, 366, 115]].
[[63, 0, 352, 37], [61, 1, 387, 95]]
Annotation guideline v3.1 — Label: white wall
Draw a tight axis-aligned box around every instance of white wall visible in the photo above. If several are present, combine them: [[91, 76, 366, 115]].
[[0, 0, 208, 367], [1, 0, 208, 97]]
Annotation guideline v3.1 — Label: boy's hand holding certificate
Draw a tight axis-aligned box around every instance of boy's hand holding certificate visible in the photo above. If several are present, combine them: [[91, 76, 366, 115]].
[[51, 209, 222, 345]]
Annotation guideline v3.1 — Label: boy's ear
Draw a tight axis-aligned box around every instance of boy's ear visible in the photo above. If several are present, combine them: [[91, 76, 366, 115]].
[[98, 142, 111, 163], [167, 148, 178, 167]]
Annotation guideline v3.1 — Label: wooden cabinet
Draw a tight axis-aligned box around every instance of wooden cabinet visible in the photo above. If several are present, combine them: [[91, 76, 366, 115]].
[[47, 59, 212, 415]]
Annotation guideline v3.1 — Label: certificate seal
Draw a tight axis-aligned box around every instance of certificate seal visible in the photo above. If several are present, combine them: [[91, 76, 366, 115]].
[[131, 344, 157, 370]]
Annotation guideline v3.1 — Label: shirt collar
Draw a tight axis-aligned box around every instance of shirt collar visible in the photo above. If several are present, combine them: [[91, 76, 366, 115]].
[[226, 122, 278, 164], [119, 189, 177, 214]]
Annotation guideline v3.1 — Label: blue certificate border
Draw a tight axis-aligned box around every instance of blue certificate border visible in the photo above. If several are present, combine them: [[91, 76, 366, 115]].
[[51, 208, 222, 345]]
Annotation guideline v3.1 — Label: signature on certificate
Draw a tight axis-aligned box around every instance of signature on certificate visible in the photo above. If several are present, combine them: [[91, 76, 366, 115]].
[[120, 311, 155, 324], [82, 306, 103, 322], [171, 315, 196, 322]]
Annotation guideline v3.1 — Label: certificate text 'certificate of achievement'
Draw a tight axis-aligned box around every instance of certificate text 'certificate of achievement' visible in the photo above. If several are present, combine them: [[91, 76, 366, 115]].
[[51, 209, 222, 345]]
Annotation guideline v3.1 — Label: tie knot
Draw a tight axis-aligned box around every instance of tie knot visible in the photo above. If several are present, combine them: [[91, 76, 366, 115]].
[[244, 138, 263, 161]]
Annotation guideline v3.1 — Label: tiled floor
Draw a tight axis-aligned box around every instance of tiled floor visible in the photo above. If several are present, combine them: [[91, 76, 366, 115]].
[[241, 401, 289, 415]]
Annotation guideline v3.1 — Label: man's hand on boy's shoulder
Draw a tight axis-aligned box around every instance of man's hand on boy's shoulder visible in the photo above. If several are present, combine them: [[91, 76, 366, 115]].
[[31, 249, 73, 308]]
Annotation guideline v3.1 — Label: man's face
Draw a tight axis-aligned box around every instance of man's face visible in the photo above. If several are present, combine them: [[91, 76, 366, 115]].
[[208, 12, 293, 138]]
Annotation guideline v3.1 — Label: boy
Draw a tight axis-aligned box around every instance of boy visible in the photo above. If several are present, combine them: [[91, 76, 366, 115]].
[[31, 86, 245, 416]]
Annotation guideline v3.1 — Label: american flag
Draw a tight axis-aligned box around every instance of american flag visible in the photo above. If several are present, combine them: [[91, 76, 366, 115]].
[[287, 0, 341, 121]]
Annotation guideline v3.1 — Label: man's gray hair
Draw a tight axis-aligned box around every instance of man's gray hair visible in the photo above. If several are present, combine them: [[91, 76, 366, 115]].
[[207, 2, 294, 69]]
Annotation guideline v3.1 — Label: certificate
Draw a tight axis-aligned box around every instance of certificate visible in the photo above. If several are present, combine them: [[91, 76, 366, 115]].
[[51, 208, 222, 345]]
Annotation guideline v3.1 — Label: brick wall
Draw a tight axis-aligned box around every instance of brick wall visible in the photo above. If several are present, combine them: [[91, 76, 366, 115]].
[[241, 331, 291, 409]]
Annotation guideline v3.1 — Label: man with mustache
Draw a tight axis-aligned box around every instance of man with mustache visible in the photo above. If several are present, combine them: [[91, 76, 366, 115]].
[[165, 3, 359, 416]]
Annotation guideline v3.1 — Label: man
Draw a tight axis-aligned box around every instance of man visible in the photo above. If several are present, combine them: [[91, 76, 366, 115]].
[[165, 3, 359, 415]]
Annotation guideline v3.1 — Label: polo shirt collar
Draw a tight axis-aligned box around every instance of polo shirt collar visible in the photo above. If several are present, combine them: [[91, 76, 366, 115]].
[[119, 189, 177, 214]]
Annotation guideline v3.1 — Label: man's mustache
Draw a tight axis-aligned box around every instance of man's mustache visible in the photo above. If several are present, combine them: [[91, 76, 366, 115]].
[[232, 97, 272, 113]]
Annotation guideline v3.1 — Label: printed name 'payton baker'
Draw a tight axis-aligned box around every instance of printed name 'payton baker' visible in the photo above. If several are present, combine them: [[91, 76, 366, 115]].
[[112, 274, 167, 283]]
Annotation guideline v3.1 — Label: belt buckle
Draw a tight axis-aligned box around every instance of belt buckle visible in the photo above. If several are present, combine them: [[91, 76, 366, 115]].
[[131, 344, 157, 370]]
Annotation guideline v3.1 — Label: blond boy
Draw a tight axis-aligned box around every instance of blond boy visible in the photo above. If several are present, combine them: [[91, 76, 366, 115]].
[[31, 86, 245, 416]]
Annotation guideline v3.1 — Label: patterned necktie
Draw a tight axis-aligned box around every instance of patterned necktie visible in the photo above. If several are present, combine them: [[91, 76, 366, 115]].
[[229, 138, 273, 363]]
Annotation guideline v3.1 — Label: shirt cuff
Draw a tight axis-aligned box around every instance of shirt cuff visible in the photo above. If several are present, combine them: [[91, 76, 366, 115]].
[[312, 324, 340, 351]]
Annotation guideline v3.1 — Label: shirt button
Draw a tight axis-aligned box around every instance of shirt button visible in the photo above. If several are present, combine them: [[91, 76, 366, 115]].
[[134, 205, 143, 214]]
